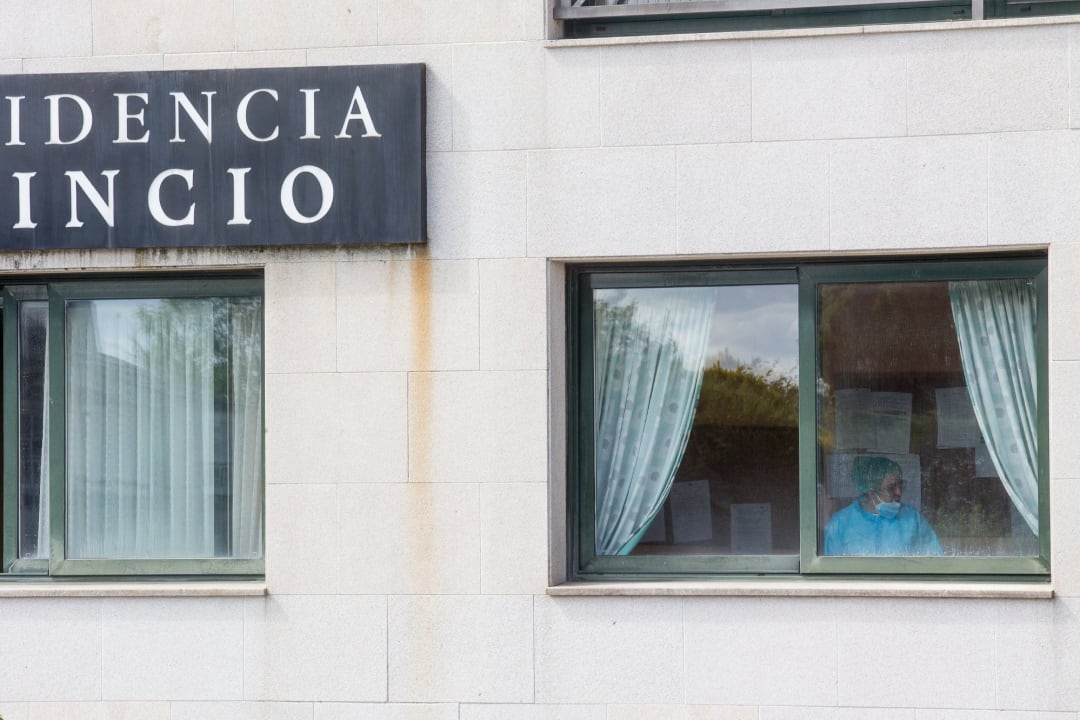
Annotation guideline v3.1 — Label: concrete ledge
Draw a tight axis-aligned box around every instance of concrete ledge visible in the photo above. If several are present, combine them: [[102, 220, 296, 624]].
[[0, 582, 267, 598], [549, 580, 1054, 598]]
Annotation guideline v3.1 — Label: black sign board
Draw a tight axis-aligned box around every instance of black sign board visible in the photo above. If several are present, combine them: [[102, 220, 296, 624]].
[[0, 64, 426, 249]]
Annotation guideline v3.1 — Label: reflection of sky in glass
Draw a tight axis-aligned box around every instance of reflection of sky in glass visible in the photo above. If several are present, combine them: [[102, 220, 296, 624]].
[[82, 299, 165, 364], [597, 287, 717, 364], [597, 284, 798, 382], [709, 284, 798, 382]]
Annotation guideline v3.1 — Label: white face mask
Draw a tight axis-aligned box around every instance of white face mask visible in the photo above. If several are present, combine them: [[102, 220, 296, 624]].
[[875, 500, 901, 519]]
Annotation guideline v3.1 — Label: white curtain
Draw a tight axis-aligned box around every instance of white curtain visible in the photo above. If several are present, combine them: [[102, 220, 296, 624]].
[[33, 328, 50, 559], [65, 298, 262, 559], [16, 300, 50, 561], [230, 301, 264, 558], [593, 287, 717, 555], [949, 279, 1039, 535]]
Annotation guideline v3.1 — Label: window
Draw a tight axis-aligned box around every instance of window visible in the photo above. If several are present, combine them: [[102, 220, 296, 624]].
[[2, 276, 263, 578], [568, 257, 1048, 580], [554, 0, 1080, 38]]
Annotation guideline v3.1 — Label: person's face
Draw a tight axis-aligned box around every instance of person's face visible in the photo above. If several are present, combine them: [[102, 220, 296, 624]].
[[873, 474, 904, 503]]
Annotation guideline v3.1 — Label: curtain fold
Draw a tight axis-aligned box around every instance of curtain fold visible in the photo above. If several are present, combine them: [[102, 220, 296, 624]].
[[67, 299, 215, 558], [230, 300, 264, 558], [949, 279, 1040, 535], [34, 327, 50, 559], [593, 287, 717, 556], [14, 300, 50, 561]]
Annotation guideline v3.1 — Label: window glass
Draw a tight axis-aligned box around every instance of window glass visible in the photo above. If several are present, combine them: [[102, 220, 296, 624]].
[[557, 0, 1080, 38], [18, 300, 48, 560], [817, 279, 1039, 559], [64, 296, 263, 561], [0, 278, 263, 577], [557, 0, 976, 38], [592, 283, 798, 558], [572, 259, 1047, 580]]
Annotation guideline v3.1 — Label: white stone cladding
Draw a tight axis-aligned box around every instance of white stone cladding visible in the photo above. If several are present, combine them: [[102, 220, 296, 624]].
[[0, 1, 1078, 717]]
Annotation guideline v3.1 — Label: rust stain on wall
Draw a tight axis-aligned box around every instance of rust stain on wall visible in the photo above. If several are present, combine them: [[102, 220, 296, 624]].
[[408, 255, 433, 483], [404, 253, 439, 604]]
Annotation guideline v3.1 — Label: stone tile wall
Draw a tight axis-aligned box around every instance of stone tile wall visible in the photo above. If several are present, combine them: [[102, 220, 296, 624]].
[[0, 2, 1077, 718]]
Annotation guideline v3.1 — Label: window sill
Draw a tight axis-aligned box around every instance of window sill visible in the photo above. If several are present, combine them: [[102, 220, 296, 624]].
[[0, 581, 267, 598], [546, 13, 1080, 47], [549, 580, 1053, 599]]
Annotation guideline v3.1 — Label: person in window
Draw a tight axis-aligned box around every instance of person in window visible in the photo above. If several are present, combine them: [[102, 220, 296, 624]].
[[824, 455, 944, 556]]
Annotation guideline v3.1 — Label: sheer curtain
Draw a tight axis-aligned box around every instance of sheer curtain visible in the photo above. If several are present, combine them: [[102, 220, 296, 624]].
[[16, 300, 50, 561], [33, 329, 49, 559], [65, 298, 263, 559], [230, 300, 264, 558], [949, 279, 1039, 535], [594, 287, 717, 555]]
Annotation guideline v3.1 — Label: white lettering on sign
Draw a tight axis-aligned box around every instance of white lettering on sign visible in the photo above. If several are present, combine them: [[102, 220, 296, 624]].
[[46, 94, 93, 145], [227, 168, 252, 226], [148, 169, 196, 227], [65, 170, 119, 228], [114, 93, 150, 144], [6, 85, 383, 147], [13, 164, 343, 230], [5, 96, 25, 146], [13, 172, 36, 229], [237, 88, 279, 143], [170, 91, 216, 144], [300, 88, 320, 140], [1, 73, 405, 236], [335, 86, 381, 139], [280, 165, 334, 224]]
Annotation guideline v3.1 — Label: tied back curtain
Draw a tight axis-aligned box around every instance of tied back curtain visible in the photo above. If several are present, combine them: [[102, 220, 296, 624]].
[[949, 280, 1039, 535], [594, 287, 718, 556], [66, 298, 263, 559]]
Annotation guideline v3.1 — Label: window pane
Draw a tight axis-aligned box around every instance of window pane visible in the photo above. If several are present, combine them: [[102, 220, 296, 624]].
[[65, 296, 263, 560], [817, 279, 1039, 558], [18, 300, 48, 560], [593, 283, 798, 557]]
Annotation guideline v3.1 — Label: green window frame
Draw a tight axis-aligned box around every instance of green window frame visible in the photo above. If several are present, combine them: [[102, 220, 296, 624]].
[[568, 255, 1049, 581], [0, 275, 264, 579], [555, 0, 1079, 38]]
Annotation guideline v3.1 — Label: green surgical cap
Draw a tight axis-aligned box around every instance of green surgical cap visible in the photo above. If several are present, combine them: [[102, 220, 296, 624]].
[[853, 455, 903, 495]]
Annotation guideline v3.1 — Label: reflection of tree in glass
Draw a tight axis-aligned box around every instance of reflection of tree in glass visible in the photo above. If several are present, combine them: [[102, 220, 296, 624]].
[[933, 496, 1009, 538], [678, 361, 798, 480], [132, 298, 260, 368], [675, 357, 801, 552], [128, 296, 262, 556], [594, 298, 695, 387], [597, 296, 796, 465], [134, 299, 209, 367], [708, 347, 797, 387], [593, 295, 698, 474], [695, 362, 798, 429], [594, 297, 634, 358]]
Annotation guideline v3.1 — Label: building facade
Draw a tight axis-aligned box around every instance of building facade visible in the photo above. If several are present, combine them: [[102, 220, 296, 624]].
[[0, 0, 1078, 718]]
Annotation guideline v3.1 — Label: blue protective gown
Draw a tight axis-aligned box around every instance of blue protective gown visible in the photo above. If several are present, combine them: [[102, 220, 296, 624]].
[[824, 500, 944, 556]]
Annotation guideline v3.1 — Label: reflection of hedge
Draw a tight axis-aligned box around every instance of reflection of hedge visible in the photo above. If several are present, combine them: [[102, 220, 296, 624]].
[[695, 362, 798, 428], [679, 363, 798, 483], [932, 499, 1009, 538]]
